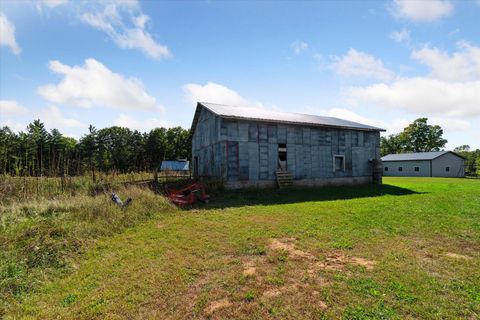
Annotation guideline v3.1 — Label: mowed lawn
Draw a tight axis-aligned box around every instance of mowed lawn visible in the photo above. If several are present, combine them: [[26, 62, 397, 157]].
[[9, 177, 480, 319]]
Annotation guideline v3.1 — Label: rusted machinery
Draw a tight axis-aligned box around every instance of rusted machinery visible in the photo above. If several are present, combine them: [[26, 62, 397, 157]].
[[165, 182, 210, 206]]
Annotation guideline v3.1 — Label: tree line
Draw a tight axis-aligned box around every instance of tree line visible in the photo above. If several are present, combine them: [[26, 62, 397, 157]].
[[452, 145, 480, 177], [0, 120, 191, 177], [380, 118, 479, 176], [2, 117, 478, 177]]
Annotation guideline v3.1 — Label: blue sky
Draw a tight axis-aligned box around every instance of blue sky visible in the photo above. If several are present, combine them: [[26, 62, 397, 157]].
[[1, 0, 480, 149]]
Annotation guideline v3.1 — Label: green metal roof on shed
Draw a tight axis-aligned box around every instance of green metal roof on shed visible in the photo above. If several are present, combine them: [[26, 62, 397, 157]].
[[382, 151, 466, 162], [191, 102, 385, 132]]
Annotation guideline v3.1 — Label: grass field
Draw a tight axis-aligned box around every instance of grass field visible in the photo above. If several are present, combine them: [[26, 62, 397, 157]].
[[2, 177, 480, 319]]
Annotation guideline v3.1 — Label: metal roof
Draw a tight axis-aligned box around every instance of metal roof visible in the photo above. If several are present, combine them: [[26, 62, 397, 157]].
[[160, 160, 190, 171], [192, 102, 385, 132], [381, 151, 464, 162]]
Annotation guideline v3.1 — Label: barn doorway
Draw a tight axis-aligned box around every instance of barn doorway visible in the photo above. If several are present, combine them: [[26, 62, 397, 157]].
[[278, 143, 287, 171]]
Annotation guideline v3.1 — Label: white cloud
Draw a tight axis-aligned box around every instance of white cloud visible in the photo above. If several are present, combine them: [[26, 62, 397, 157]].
[[0, 119, 26, 132], [183, 82, 264, 108], [391, 0, 453, 22], [430, 116, 470, 131], [0, 13, 21, 55], [348, 42, 480, 119], [0, 100, 27, 115], [389, 28, 410, 44], [38, 105, 85, 129], [81, 1, 170, 60], [331, 49, 395, 81], [411, 41, 480, 82], [299, 106, 411, 135], [38, 58, 163, 112], [114, 113, 170, 130], [38, 0, 69, 8], [291, 40, 308, 55], [324, 108, 411, 135], [349, 78, 480, 117]]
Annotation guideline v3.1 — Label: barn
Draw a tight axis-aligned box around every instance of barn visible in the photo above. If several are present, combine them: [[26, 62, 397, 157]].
[[191, 102, 385, 189], [382, 151, 465, 178]]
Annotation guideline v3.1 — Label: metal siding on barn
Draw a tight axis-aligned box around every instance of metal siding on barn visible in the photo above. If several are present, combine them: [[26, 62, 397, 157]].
[[268, 125, 278, 144], [287, 143, 296, 174], [248, 142, 259, 181], [248, 123, 258, 142], [238, 122, 249, 142], [320, 146, 333, 178], [227, 141, 239, 181], [295, 144, 304, 179], [287, 126, 296, 144], [358, 131, 364, 147], [268, 143, 278, 179], [192, 105, 382, 185], [295, 127, 303, 144], [432, 152, 465, 177], [311, 144, 320, 178], [238, 141, 249, 180], [303, 128, 311, 146], [227, 121, 238, 140], [259, 142, 269, 180], [303, 144, 312, 178], [277, 125, 287, 144], [325, 129, 332, 146], [382, 160, 431, 177], [259, 124, 268, 143]]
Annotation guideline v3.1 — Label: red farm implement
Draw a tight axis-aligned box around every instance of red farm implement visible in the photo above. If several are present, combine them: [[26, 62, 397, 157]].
[[165, 182, 210, 206]]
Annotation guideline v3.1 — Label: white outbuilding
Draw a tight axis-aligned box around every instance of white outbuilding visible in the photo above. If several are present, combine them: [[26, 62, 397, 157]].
[[382, 151, 465, 178]]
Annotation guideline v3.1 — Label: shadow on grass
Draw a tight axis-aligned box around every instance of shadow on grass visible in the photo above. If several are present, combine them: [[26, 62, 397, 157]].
[[194, 184, 423, 209]]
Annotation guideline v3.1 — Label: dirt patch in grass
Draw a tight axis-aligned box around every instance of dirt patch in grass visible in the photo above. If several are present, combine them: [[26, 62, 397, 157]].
[[350, 256, 377, 270], [269, 238, 314, 259], [445, 252, 473, 260], [243, 260, 257, 276], [262, 288, 282, 298], [204, 298, 232, 315], [308, 253, 376, 274]]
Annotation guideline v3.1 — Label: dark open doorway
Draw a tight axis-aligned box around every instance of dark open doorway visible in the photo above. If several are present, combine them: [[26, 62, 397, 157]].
[[278, 143, 287, 171]]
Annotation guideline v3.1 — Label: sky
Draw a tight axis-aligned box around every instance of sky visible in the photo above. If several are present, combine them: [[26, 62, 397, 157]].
[[1, 0, 480, 150]]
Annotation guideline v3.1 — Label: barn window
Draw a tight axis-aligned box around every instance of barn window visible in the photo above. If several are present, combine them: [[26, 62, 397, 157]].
[[398, 167, 403, 172], [384, 167, 389, 172], [414, 167, 419, 172], [333, 155, 345, 172], [446, 166, 450, 172]]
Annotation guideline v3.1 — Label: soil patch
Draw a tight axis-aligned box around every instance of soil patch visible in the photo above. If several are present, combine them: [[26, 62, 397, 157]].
[[243, 260, 256, 276], [204, 298, 232, 315], [445, 252, 473, 260], [269, 238, 314, 259], [350, 256, 377, 270]]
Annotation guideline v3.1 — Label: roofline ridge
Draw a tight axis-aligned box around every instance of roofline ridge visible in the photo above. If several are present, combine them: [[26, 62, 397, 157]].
[[195, 101, 385, 132]]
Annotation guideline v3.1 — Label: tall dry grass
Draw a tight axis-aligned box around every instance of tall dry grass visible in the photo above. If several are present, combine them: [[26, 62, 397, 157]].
[[0, 185, 176, 315], [0, 172, 154, 204]]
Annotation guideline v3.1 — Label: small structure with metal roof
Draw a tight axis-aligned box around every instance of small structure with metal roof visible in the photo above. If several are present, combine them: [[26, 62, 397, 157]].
[[191, 102, 384, 188], [382, 151, 465, 178], [160, 159, 190, 172]]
